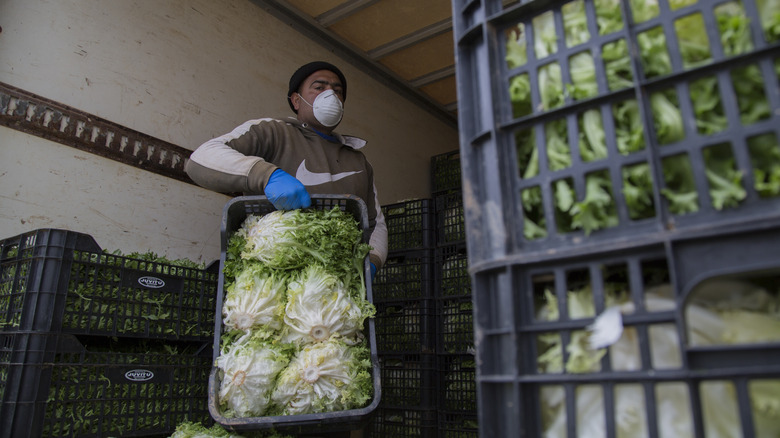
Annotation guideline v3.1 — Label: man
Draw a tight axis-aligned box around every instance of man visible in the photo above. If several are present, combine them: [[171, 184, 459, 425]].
[[185, 61, 388, 276]]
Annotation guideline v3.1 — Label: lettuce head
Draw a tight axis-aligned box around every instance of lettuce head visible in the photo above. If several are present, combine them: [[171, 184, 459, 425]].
[[282, 264, 375, 345], [270, 338, 372, 415], [216, 332, 292, 418], [223, 263, 287, 333]]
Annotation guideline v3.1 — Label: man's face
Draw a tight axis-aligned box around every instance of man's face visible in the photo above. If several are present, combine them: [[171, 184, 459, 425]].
[[291, 69, 345, 131]]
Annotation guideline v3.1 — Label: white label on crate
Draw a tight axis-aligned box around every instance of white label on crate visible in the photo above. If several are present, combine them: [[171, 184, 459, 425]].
[[138, 276, 165, 288], [125, 369, 155, 382]]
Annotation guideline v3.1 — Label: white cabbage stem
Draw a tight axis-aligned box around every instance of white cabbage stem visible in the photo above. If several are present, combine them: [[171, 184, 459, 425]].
[[310, 325, 331, 342], [302, 365, 321, 383], [232, 370, 247, 387]]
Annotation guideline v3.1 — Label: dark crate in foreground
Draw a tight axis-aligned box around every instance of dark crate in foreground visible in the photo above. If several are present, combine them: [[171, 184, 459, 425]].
[[0, 229, 218, 342], [453, 0, 780, 436], [470, 223, 780, 437], [208, 195, 381, 434], [0, 332, 211, 438]]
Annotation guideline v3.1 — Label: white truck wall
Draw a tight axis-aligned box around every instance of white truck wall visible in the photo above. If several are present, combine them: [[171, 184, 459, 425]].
[[0, 0, 460, 263]]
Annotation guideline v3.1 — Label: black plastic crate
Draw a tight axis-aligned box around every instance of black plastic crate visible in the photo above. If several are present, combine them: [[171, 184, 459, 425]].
[[431, 150, 463, 194], [0, 332, 211, 438], [382, 199, 435, 252], [437, 296, 475, 355], [453, 1, 780, 436], [375, 299, 436, 354], [377, 354, 437, 408], [438, 354, 477, 413], [434, 244, 471, 298], [434, 192, 466, 246], [208, 195, 381, 434], [437, 411, 478, 438], [469, 223, 780, 437], [0, 229, 218, 341], [368, 406, 437, 438], [374, 250, 434, 301], [454, 0, 780, 257]]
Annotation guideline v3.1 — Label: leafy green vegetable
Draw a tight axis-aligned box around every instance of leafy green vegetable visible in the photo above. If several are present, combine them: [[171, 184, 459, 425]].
[[546, 118, 571, 171], [222, 265, 286, 334], [282, 264, 374, 345], [703, 143, 746, 210], [563, 0, 590, 47], [578, 109, 607, 162], [170, 421, 241, 438], [538, 277, 780, 437], [748, 133, 780, 197], [270, 338, 372, 416], [613, 99, 645, 155], [568, 51, 598, 100], [217, 331, 291, 418], [570, 171, 618, 234], [622, 162, 656, 220], [217, 207, 375, 419], [169, 421, 293, 438], [661, 154, 700, 214], [42, 339, 211, 436]]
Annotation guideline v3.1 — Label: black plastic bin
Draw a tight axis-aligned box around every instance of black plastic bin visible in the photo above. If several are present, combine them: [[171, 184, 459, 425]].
[[373, 250, 435, 302], [434, 192, 466, 247], [0, 332, 212, 438], [207, 195, 381, 434], [382, 199, 436, 252], [0, 228, 218, 342], [431, 150, 463, 195], [376, 353, 437, 409], [452, 0, 780, 436], [368, 406, 438, 438]]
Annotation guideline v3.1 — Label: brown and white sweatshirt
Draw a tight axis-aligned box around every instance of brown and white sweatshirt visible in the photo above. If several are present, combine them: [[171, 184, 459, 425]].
[[185, 117, 388, 269]]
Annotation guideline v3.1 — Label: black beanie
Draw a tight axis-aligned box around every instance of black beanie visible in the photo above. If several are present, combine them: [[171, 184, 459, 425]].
[[287, 61, 347, 113]]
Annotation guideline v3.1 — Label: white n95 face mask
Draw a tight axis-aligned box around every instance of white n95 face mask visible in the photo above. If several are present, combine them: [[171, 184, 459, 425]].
[[299, 89, 343, 127]]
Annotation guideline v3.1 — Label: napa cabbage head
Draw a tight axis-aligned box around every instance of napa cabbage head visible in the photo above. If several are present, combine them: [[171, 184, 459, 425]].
[[270, 338, 373, 416], [216, 331, 292, 418], [236, 210, 322, 270], [222, 263, 287, 334], [282, 264, 375, 345], [232, 208, 371, 292]]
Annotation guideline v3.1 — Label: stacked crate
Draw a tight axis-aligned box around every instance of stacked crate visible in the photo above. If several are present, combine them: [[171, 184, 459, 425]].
[[452, 0, 780, 436], [369, 200, 437, 438], [0, 229, 217, 437], [431, 151, 478, 438]]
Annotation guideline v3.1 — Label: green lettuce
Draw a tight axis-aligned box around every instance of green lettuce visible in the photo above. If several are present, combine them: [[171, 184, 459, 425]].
[[216, 331, 292, 418], [216, 207, 375, 418], [222, 265, 287, 333], [282, 264, 374, 345], [270, 338, 372, 416]]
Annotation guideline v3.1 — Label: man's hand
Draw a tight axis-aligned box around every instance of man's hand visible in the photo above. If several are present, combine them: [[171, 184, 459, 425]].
[[264, 169, 311, 210]]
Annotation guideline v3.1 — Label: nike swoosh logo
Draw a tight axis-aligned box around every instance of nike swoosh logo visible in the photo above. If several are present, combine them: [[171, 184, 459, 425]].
[[295, 160, 362, 186]]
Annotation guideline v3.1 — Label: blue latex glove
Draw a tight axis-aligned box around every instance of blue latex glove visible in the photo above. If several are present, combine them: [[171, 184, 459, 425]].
[[264, 169, 311, 210], [370, 263, 377, 283]]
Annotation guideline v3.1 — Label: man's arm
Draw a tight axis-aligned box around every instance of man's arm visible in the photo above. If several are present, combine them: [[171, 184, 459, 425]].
[[185, 119, 278, 194], [367, 182, 388, 270]]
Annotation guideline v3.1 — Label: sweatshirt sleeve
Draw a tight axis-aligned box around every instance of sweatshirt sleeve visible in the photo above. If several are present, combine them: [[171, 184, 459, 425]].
[[367, 181, 388, 270], [185, 119, 279, 194]]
